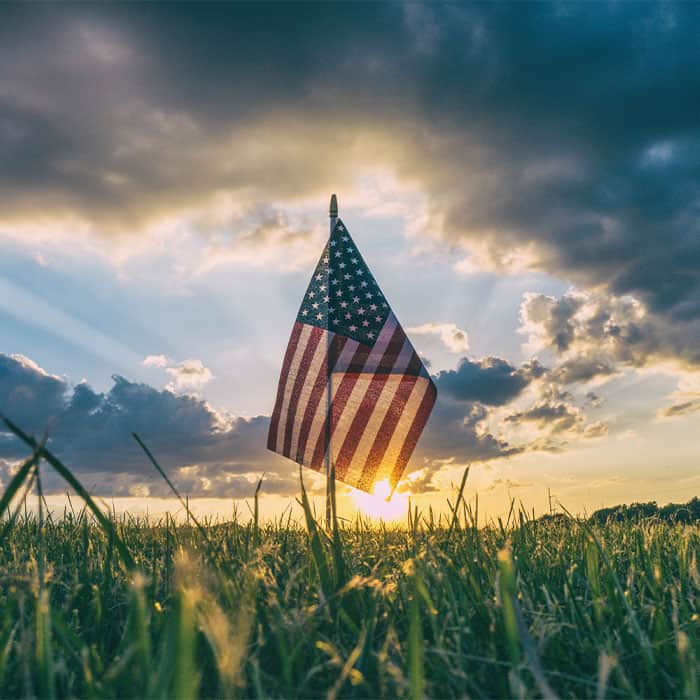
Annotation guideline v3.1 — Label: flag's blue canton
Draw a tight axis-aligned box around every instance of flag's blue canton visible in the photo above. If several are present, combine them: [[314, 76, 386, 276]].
[[296, 219, 390, 346]]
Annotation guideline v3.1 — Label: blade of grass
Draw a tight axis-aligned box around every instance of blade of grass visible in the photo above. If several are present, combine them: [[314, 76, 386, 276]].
[[0, 445, 41, 523], [446, 465, 470, 543], [408, 563, 424, 700]]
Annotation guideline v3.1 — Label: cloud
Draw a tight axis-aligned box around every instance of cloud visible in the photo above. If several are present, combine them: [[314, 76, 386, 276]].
[[0, 351, 565, 497], [195, 205, 319, 272], [143, 355, 214, 393], [502, 381, 609, 450], [550, 357, 617, 385], [506, 401, 582, 434], [520, 293, 586, 353], [143, 354, 169, 368], [585, 391, 604, 407], [520, 290, 700, 371], [0, 348, 630, 497], [0, 353, 280, 497], [165, 359, 214, 392], [409, 354, 557, 472], [434, 356, 545, 406], [659, 400, 700, 418], [0, 3, 694, 292], [657, 374, 700, 419], [2, 2, 700, 378], [412, 400, 523, 468], [583, 421, 609, 439], [407, 322, 469, 353], [0, 354, 67, 436], [485, 478, 533, 493]]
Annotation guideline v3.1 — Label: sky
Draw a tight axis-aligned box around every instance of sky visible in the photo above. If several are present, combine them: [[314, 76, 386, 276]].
[[1, 2, 700, 522]]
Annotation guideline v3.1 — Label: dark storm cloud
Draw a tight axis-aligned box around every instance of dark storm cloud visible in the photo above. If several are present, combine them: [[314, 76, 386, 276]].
[[0, 353, 552, 495], [0, 353, 281, 497], [0, 355, 67, 437], [3, 1, 700, 353], [434, 357, 544, 406], [0, 3, 409, 224], [410, 356, 559, 469]]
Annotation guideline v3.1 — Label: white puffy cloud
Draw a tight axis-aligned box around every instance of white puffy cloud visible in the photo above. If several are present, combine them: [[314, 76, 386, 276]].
[[407, 322, 469, 353], [165, 359, 214, 392], [143, 354, 170, 368], [142, 355, 214, 393]]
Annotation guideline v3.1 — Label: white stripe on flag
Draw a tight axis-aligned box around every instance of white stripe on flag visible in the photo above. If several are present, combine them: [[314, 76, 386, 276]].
[[301, 377, 332, 468], [364, 315, 398, 370], [394, 336, 416, 372], [332, 338, 360, 374], [274, 323, 313, 453], [287, 329, 328, 463]]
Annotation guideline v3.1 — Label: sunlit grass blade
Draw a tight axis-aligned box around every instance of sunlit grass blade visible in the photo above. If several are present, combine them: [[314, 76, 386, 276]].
[[0, 444, 40, 523], [407, 561, 424, 700], [35, 588, 55, 700], [446, 465, 470, 543]]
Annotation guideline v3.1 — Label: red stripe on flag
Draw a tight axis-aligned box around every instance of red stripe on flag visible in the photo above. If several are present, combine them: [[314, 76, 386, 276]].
[[388, 379, 437, 490], [357, 374, 420, 491], [281, 326, 324, 459], [333, 324, 407, 479], [295, 335, 347, 465], [267, 322, 303, 451]]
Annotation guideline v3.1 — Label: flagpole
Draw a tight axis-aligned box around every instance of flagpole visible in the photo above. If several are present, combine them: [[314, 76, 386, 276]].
[[326, 194, 338, 529]]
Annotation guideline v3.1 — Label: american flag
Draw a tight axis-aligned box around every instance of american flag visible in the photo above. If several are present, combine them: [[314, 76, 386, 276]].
[[267, 218, 436, 494]]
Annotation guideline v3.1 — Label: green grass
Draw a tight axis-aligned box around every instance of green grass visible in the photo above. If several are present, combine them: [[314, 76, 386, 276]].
[[1, 421, 700, 698]]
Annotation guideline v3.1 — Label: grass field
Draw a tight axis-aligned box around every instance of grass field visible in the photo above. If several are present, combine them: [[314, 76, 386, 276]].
[[1, 422, 700, 698]]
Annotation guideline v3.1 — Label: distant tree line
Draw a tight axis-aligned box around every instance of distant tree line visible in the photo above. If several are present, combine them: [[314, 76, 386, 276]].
[[587, 497, 700, 525], [535, 498, 700, 525]]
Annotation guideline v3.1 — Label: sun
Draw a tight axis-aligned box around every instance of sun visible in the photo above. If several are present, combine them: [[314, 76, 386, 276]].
[[349, 479, 409, 521]]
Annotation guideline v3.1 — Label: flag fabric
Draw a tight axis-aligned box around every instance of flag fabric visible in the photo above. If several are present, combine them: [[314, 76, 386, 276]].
[[267, 218, 436, 494]]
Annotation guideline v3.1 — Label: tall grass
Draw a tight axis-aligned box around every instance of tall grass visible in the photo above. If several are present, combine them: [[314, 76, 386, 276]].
[[1, 417, 699, 698]]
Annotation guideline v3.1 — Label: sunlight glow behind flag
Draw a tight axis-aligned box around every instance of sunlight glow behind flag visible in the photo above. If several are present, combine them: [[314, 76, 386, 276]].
[[267, 218, 436, 494]]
